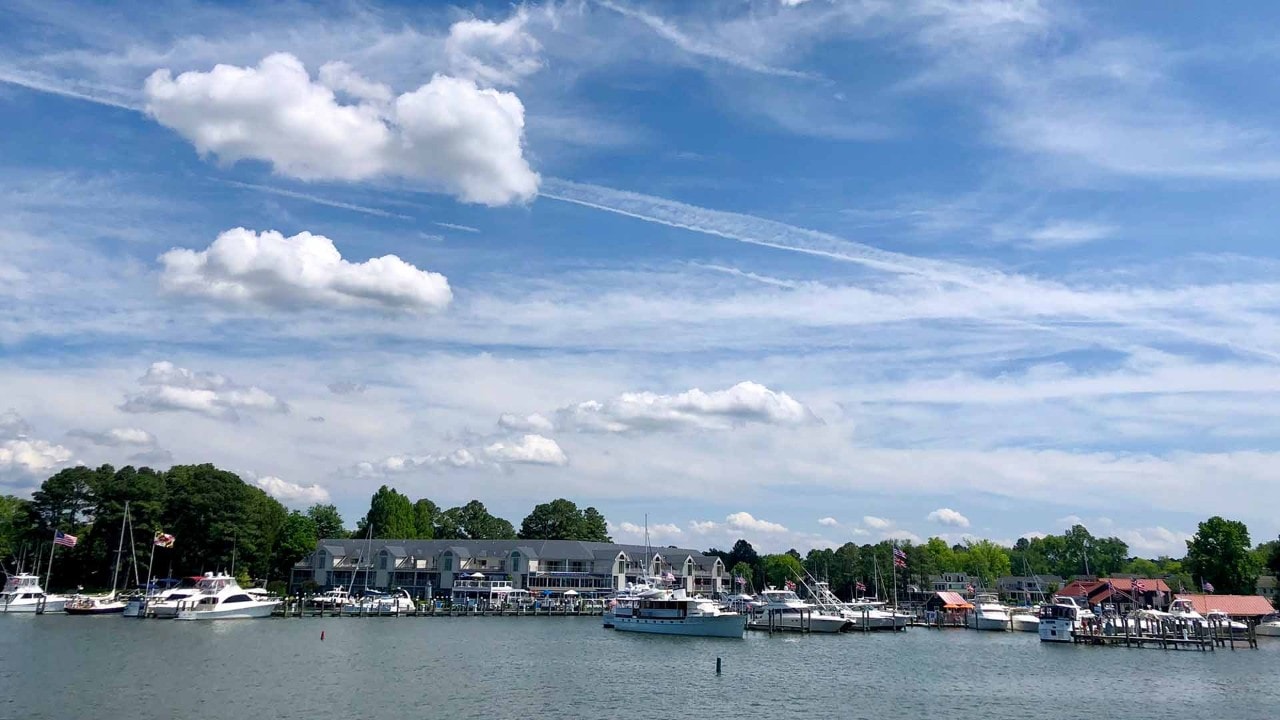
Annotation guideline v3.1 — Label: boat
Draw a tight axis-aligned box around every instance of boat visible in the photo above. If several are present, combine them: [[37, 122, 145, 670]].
[[610, 586, 745, 638], [1010, 606, 1041, 632], [342, 588, 415, 615], [1038, 596, 1094, 643], [1204, 609, 1249, 635], [966, 593, 1011, 631], [1166, 598, 1205, 624], [174, 573, 280, 620], [1257, 613, 1280, 637], [146, 577, 210, 618], [313, 587, 351, 610], [0, 573, 67, 614], [64, 593, 128, 615], [747, 588, 852, 633]]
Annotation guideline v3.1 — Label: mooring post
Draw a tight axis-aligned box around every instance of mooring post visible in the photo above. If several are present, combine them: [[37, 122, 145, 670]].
[[716, 657, 722, 674]]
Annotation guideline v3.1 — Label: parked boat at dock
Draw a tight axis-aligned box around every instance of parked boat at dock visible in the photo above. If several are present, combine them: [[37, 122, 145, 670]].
[[342, 588, 415, 615], [174, 573, 280, 620], [747, 588, 852, 633], [1039, 596, 1093, 643], [0, 573, 67, 614], [1010, 606, 1040, 633], [64, 594, 127, 615], [966, 594, 1011, 631], [610, 586, 745, 638]]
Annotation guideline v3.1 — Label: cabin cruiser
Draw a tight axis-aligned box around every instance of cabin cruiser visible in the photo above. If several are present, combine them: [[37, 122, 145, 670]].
[[1166, 598, 1205, 624], [64, 593, 127, 615], [174, 573, 280, 620], [1039, 596, 1094, 643], [1256, 613, 1280, 637], [342, 588, 415, 615], [1204, 610, 1249, 635], [146, 577, 208, 618], [1010, 606, 1041, 633], [967, 594, 1011, 631], [801, 580, 906, 631], [611, 586, 745, 638], [747, 588, 852, 633], [0, 573, 67, 614], [313, 587, 351, 609]]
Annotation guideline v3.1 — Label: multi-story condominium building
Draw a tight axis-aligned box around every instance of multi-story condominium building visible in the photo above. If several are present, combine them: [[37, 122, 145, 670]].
[[290, 538, 727, 598]]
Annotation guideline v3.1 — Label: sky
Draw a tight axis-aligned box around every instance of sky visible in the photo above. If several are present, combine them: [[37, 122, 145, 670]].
[[2, 0, 1280, 558]]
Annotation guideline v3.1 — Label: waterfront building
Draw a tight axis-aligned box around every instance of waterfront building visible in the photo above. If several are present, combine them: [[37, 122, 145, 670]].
[[994, 575, 1064, 604], [1172, 593, 1275, 620], [1257, 575, 1277, 604], [929, 573, 979, 593], [1057, 577, 1171, 611], [289, 539, 727, 598]]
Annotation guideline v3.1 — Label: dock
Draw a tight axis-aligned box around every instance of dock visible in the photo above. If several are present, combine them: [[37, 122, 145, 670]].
[[1071, 616, 1258, 650]]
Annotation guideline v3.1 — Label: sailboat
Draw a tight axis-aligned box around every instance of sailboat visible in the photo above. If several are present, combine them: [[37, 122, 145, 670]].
[[65, 502, 134, 615]]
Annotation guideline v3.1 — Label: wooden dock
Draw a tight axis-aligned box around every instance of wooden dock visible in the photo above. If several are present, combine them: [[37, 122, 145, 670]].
[[1072, 616, 1258, 651], [269, 599, 605, 619]]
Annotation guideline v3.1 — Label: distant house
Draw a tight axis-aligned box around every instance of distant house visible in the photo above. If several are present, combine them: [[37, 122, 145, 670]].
[[1057, 577, 1172, 611], [929, 573, 978, 594], [1174, 593, 1275, 619], [923, 591, 973, 623], [995, 575, 1064, 604], [1257, 575, 1277, 606]]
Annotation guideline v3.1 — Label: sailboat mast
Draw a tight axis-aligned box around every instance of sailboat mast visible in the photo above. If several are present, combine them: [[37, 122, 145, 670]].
[[110, 501, 129, 596]]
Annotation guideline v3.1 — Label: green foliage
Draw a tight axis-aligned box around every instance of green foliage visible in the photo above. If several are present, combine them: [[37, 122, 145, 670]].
[[442, 500, 516, 540], [518, 498, 611, 541], [0, 494, 29, 568], [306, 504, 346, 540], [1008, 525, 1129, 578], [1185, 516, 1259, 595], [274, 511, 318, 578], [413, 499, 438, 540], [356, 486, 417, 539], [762, 553, 804, 588], [1123, 557, 1161, 577], [960, 539, 1012, 586]]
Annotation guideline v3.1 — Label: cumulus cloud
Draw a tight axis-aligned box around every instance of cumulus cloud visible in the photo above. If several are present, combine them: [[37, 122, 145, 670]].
[[67, 427, 157, 447], [446, 10, 543, 87], [555, 381, 817, 433], [609, 521, 683, 542], [497, 412, 555, 433], [863, 515, 892, 530], [725, 511, 788, 534], [120, 361, 288, 421], [144, 53, 538, 205], [927, 507, 970, 528], [0, 411, 73, 476], [1025, 221, 1114, 249], [1116, 526, 1192, 556], [254, 475, 331, 506], [689, 520, 719, 534], [817, 516, 840, 527], [159, 228, 451, 313], [483, 434, 568, 466]]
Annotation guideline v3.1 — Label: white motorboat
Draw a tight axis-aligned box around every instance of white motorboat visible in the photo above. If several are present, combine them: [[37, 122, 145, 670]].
[[1166, 598, 1205, 624], [1039, 596, 1094, 643], [0, 573, 67, 614], [1204, 610, 1249, 635], [146, 576, 210, 618], [343, 588, 415, 615], [611, 586, 745, 638], [966, 594, 1011, 631], [800, 579, 906, 631], [1256, 613, 1280, 637], [747, 588, 852, 633], [1010, 606, 1041, 633], [174, 573, 280, 620], [313, 587, 351, 610]]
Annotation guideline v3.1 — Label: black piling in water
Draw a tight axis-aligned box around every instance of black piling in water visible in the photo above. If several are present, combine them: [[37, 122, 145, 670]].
[[716, 657, 721, 674]]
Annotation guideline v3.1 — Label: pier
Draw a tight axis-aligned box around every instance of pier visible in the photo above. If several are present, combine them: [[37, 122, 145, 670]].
[[1071, 616, 1259, 651]]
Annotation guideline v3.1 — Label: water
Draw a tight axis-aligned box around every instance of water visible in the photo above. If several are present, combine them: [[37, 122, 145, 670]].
[[2, 616, 1277, 719]]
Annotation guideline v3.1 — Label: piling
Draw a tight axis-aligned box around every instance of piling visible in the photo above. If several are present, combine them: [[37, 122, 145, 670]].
[[715, 657, 722, 674]]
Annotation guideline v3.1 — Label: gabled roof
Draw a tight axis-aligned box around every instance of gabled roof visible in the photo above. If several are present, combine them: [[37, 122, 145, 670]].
[[384, 546, 407, 557], [935, 591, 973, 610], [1174, 593, 1275, 617]]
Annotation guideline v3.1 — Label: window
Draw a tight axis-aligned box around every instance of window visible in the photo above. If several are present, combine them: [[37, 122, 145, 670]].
[[379, 554, 388, 570], [443, 555, 453, 571], [511, 552, 521, 572], [224, 594, 252, 604], [314, 550, 326, 569]]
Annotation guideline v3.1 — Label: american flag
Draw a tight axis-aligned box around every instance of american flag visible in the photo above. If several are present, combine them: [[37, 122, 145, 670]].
[[53, 530, 77, 548], [1202, 581, 1215, 593], [855, 580, 866, 593], [1132, 579, 1146, 594], [784, 579, 796, 591], [734, 575, 746, 586], [662, 571, 675, 582], [966, 583, 974, 594], [892, 546, 907, 568]]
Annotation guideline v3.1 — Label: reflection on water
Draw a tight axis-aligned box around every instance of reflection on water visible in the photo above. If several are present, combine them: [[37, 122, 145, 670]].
[[1, 616, 1277, 720]]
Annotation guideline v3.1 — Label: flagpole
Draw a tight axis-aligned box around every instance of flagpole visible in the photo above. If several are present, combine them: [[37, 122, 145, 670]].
[[146, 539, 157, 595], [892, 543, 899, 613], [45, 534, 57, 592]]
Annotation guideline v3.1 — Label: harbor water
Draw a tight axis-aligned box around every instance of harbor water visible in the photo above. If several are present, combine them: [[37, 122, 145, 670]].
[[2, 617, 1278, 719]]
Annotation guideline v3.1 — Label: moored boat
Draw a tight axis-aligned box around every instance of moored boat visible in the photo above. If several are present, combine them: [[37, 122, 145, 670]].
[[611, 586, 745, 638], [747, 588, 852, 633], [1256, 613, 1280, 637], [1039, 596, 1093, 643], [966, 594, 1012, 631], [174, 573, 280, 620], [0, 573, 67, 614], [64, 593, 127, 615], [1010, 606, 1040, 632]]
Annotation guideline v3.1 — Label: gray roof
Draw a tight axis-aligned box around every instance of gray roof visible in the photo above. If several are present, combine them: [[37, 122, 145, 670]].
[[305, 538, 717, 567]]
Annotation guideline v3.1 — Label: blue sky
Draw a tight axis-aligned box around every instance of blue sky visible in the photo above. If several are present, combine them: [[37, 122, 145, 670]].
[[2, 0, 1279, 556]]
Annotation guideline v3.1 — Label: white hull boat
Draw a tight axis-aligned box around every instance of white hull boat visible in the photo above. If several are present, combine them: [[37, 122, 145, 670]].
[[342, 589, 415, 615], [64, 594, 127, 615], [1039, 596, 1093, 643], [174, 573, 280, 621], [614, 612, 746, 638], [748, 589, 852, 633], [967, 595, 1011, 631], [1, 574, 67, 614], [1257, 615, 1280, 637], [1010, 611, 1040, 633]]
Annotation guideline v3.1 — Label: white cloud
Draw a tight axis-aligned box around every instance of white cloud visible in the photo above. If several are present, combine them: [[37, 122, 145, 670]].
[[863, 515, 892, 530], [68, 427, 157, 447], [254, 475, 331, 506], [483, 434, 568, 466], [445, 10, 543, 87], [689, 520, 719, 534], [328, 382, 367, 395], [725, 511, 788, 534], [555, 381, 816, 433], [1116, 526, 1192, 557], [144, 53, 538, 205], [609, 520, 684, 545], [817, 516, 839, 527], [1056, 514, 1086, 528], [0, 411, 73, 476], [159, 227, 452, 313], [1025, 221, 1115, 249], [927, 507, 971, 528], [497, 412, 555, 433], [120, 361, 288, 421]]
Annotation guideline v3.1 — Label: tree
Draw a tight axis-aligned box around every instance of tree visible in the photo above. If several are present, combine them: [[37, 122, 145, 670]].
[[518, 499, 612, 541], [0, 495, 28, 567], [444, 501, 516, 540], [306, 504, 346, 539], [1185, 516, 1259, 595], [357, 486, 417, 539], [762, 553, 804, 588], [1123, 557, 1161, 578], [413, 499, 438, 540], [729, 562, 754, 592], [274, 511, 318, 579], [1269, 538, 1280, 576], [962, 540, 1012, 587]]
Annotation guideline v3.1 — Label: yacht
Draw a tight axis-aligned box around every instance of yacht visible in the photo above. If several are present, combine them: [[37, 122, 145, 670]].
[[313, 587, 351, 610], [610, 586, 745, 638], [1256, 613, 1280, 637], [747, 588, 852, 633], [799, 579, 907, 631], [1010, 606, 1041, 633], [146, 576, 209, 618], [966, 594, 1011, 631], [0, 573, 67, 614], [342, 588, 415, 615], [1166, 598, 1205, 624], [1038, 596, 1094, 643], [174, 573, 280, 620], [1204, 610, 1249, 635]]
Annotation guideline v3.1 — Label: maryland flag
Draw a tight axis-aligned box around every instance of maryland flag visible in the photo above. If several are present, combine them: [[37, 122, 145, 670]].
[[154, 531, 176, 548]]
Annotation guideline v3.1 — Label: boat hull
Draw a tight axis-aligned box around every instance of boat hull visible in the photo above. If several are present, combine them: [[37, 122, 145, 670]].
[[845, 613, 907, 631], [176, 602, 278, 620], [64, 604, 126, 615], [1039, 618, 1075, 642], [967, 614, 1011, 631], [1, 598, 67, 614], [613, 613, 745, 638], [1011, 614, 1040, 632], [748, 614, 851, 633], [1256, 623, 1280, 637]]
